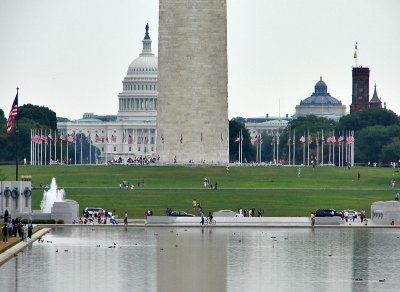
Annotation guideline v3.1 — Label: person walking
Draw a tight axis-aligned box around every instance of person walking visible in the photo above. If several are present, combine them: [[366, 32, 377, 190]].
[[27, 222, 33, 239], [124, 212, 128, 225], [2, 224, 8, 242]]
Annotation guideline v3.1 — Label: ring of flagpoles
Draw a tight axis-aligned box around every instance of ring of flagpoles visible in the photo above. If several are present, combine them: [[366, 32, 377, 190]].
[[3, 188, 11, 197], [23, 188, 32, 198], [11, 188, 20, 199]]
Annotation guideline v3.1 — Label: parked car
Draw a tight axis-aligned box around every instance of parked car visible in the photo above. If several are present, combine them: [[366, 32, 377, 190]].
[[213, 210, 242, 217], [169, 211, 195, 217], [315, 209, 341, 217], [84, 207, 112, 217]]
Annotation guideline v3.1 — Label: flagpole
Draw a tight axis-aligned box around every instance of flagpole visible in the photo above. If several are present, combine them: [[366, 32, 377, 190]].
[[303, 132, 305, 165], [332, 132, 335, 166], [89, 132, 92, 165], [74, 132, 77, 165], [321, 130, 324, 166], [45, 130, 47, 165], [54, 130, 57, 163], [277, 134, 279, 164], [81, 134, 83, 164], [288, 131, 291, 166], [260, 134, 262, 163], [67, 133, 69, 165], [307, 129, 310, 166], [317, 134, 319, 165], [293, 129, 295, 165]]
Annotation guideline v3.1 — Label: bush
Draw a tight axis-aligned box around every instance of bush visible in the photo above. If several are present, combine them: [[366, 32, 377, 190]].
[[56, 220, 64, 224]]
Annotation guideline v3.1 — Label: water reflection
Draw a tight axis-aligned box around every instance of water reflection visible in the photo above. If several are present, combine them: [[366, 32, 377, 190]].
[[1, 227, 400, 291]]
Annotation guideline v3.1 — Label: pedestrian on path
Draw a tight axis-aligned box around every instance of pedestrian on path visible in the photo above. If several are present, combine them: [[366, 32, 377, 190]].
[[2, 224, 8, 242], [124, 212, 128, 225]]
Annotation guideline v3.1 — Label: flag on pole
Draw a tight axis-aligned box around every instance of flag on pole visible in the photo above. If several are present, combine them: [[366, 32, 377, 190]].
[[308, 135, 312, 144], [128, 135, 134, 144], [111, 135, 116, 143], [250, 136, 257, 144], [234, 137, 239, 143], [338, 136, 343, 143], [79, 136, 83, 144], [95, 134, 101, 142], [106, 136, 109, 143], [299, 136, 305, 143], [87, 134, 91, 143], [271, 137, 275, 146], [322, 135, 325, 145], [60, 133, 66, 141], [45, 137, 48, 145], [276, 135, 280, 144], [331, 136, 336, 143], [260, 136, 263, 145], [122, 132, 125, 143], [7, 91, 18, 134], [48, 132, 53, 140], [287, 136, 291, 145]]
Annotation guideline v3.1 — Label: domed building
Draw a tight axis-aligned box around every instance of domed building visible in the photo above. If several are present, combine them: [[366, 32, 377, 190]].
[[58, 24, 158, 163], [293, 77, 346, 121]]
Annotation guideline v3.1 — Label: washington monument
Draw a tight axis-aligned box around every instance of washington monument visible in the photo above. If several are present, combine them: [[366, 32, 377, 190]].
[[157, 0, 229, 164]]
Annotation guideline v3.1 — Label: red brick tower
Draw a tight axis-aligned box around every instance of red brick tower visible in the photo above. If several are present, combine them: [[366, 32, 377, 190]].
[[350, 67, 370, 114]]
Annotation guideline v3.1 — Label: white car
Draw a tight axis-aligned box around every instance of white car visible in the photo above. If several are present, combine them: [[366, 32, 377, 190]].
[[213, 210, 243, 217]]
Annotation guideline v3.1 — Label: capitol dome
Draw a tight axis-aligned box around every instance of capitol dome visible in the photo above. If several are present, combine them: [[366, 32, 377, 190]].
[[117, 23, 158, 121]]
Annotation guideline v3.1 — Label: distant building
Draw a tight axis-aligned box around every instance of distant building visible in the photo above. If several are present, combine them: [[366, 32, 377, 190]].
[[245, 114, 291, 138], [294, 77, 346, 121], [350, 67, 382, 114], [58, 25, 158, 163]]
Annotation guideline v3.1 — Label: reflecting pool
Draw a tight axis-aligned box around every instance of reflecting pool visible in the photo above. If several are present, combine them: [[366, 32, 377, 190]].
[[1, 227, 400, 292]]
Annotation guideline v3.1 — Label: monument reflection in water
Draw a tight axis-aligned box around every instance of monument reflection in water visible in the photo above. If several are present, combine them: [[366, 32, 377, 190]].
[[1, 227, 399, 291]]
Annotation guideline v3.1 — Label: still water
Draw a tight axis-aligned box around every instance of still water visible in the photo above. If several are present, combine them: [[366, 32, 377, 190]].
[[1, 227, 400, 292]]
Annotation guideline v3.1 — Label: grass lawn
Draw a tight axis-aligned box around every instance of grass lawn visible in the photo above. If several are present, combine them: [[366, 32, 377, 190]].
[[1, 165, 399, 218]]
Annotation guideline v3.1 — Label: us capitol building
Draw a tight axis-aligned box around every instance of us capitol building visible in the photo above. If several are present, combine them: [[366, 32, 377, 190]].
[[58, 25, 157, 162]]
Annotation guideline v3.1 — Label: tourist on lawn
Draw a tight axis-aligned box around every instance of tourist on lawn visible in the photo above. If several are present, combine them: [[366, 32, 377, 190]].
[[395, 193, 399, 201], [344, 211, 349, 222], [193, 199, 197, 209], [8, 221, 13, 237], [124, 212, 128, 225], [4, 209, 8, 223], [214, 182, 218, 190], [22, 224, 28, 242]]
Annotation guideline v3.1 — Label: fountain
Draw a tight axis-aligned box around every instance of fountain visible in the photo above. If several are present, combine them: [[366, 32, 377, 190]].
[[40, 178, 65, 213]]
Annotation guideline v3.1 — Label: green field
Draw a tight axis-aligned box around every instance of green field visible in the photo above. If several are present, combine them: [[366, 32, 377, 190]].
[[1, 165, 399, 218]]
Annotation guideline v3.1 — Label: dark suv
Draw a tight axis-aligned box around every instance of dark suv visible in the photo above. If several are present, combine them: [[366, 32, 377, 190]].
[[315, 209, 341, 217]]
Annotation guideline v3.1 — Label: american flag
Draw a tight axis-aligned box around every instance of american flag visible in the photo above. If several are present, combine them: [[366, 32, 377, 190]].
[[287, 136, 291, 145], [308, 135, 312, 144], [299, 136, 305, 143], [260, 136, 263, 145], [322, 135, 325, 145], [87, 135, 91, 143], [271, 137, 275, 146], [292, 134, 295, 145], [79, 136, 83, 144], [60, 133, 66, 141], [128, 135, 134, 144], [338, 136, 343, 143], [7, 91, 18, 134], [331, 136, 336, 143], [35, 134, 41, 144], [106, 136, 109, 143], [315, 137, 318, 144], [276, 135, 280, 144], [67, 134, 75, 143], [234, 137, 239, 143], [111, 135, 116, 143], [45, 137, 48, 145], [95, 134, 101, 142], [48, 132, 53, 140], [250, 136, 257, 144]]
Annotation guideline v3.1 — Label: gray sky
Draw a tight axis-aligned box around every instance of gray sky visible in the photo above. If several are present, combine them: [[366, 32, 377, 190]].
[[1, 0, 399, 120]]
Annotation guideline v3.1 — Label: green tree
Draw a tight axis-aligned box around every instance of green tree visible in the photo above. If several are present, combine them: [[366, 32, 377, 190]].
[[337, 108, 399, 132], [381, 140, 400, 164], [18, 104, 57, 129]]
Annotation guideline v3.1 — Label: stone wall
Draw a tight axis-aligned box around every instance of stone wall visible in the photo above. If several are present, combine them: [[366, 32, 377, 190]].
[[371, 201, 400, 225], [157, 0, 229, 164], [0, 181, 32, 217]]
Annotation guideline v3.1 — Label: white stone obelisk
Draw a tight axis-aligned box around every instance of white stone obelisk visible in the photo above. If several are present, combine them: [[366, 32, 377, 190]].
[[157, 0, 229, 164]]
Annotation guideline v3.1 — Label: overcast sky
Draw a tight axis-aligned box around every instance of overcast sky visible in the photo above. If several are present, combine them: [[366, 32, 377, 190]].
[[1, 0, 399, 120]]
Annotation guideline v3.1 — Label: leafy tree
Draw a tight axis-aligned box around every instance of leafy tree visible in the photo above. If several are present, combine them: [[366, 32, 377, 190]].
[[337, 108, 399, 132], [18, 104, 57, 129], [381, 140, 400, 164]]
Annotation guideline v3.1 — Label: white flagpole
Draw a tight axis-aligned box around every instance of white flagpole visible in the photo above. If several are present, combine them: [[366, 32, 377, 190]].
[[55, 130, 57, 163], [321, 129, 324, 166], [277, 134, 279, 164], [45, 130, 47, 165], [303, 132, 305, 165], [81, 134, 83, 164], [332, 132, 335, 166], [89, 132, 92, 165], [49, 130, 52, 164], [40, 129, 43, 165], [74, 132, 77, 165], [293, 129, 295, 165], [67, 133, 69, 165], [61, 132, 63, 164], [288, 131, 291, 166], [351, 130, 355, 167], [317, 134, 319, 165], [260, 135, 262, 163], [30, 129, 32, 165], [308, 130, 311, 165]]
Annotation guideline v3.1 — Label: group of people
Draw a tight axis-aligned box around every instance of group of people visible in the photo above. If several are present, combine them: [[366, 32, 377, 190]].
[[119, 179, 145, 189], [2, 213, 33, 243], [342, 210, 365, 223], [237, 208, 264, 217], [202, 177, 218, 189]]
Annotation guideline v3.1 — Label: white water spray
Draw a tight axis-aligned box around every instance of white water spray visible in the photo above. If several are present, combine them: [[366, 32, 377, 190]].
[[40, 177, 65, 213]]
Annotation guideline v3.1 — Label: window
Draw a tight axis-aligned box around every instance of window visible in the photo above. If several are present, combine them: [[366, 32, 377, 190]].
[[129, 147, 132, 152], [114, 147, 116, 152], [102, 147, 104, 151], [102, 138, 104, 142], [138, 147, 140, 151]]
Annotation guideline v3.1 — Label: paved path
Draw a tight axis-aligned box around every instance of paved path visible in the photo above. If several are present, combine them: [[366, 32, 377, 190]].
[[33, 187, 399, 191]]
